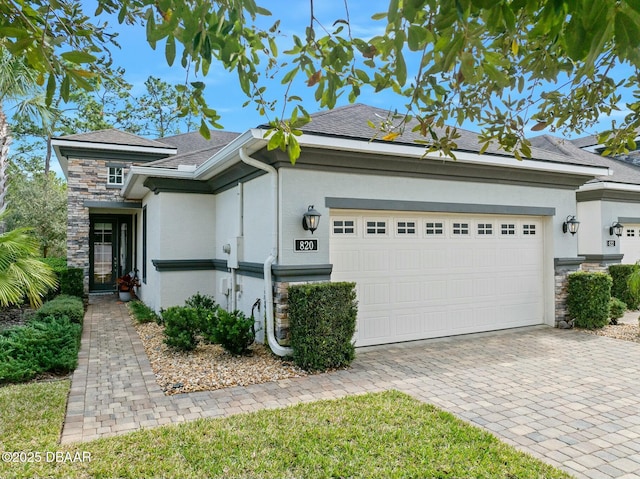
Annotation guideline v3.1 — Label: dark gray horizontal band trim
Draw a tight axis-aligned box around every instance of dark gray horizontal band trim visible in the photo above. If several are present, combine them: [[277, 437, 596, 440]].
[[325, 197, 555, 216], [106, 184, 124, 189], [152, 259, 220, 272], [273, 264, 333, 282], [84, 200, 142, 209], [618, 217, 640, 224], [238, 261, 264, 279], [577, 188, 640, 203], [106, 162, 128, 167], [144, 177, 213, 195], [583, 254, 624, 264], [554, 257, 586, 266]]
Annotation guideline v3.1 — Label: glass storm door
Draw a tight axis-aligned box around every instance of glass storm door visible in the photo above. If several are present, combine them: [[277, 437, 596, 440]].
[[91, 221, 115, 291], [90, 216, 133, 292]]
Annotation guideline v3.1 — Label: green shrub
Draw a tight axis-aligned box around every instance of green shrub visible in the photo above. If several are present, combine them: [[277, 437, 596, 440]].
[[609, 264, 640, 310], [212, 309, 255, 355], [31, 294, 84, 324], [566, 272, 612, 329], [40, 257, 67, 301], [184, 292, 219, 342], [0, 316, 82, 384], [163, 306, 200, 351], [128, 300, 160, 324], [288, 282, 357, 371], [609, 297, 627, 325], [60, 268, 84, 298]]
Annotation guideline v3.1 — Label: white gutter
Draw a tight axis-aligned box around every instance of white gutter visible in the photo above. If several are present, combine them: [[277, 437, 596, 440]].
[[578, 181, 640, 193], [238, 147, 293, 357], [121, 165, 196, 198]]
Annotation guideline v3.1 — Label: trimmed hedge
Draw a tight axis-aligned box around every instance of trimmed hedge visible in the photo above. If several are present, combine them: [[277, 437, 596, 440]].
[[566, 272, 612, 329], [163, 306, 200, 351], [609, 264, 640, 310], [0, 316, 82, 384], [60, 268, 84, 298], [288, 282, 357, 371], [31, 295, 84, 324], [184, 292, 219, 342]]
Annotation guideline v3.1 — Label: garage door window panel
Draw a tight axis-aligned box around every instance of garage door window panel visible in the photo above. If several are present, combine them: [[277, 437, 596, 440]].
[[476, 222, 494, 237], [365, 219, 388, 236], [425, 220, 445, 237], [396, 219, 417, 237], [452, 222, 470, 236], [332, 218, 357, 236], [500, 223, 517, 236], [522, 224, 537, 235]]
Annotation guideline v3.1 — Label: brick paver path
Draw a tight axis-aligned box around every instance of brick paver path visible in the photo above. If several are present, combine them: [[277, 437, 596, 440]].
[[62, 295, 640, 479]]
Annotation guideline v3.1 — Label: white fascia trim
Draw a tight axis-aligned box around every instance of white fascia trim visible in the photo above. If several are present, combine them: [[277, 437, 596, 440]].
[[578, 181, 640, 193], [294, 133, 610, 178], [194, 129, 267, 180], [121, 165, 196, 197], [50, 138, 177, 156]]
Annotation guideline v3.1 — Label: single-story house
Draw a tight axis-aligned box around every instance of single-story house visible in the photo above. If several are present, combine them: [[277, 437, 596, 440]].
[[54, 104, 618, 352]]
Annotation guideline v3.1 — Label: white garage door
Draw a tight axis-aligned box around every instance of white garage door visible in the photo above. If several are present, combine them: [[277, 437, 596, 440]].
[[621, 225, 640, 264], [330, 211, 545, 346]]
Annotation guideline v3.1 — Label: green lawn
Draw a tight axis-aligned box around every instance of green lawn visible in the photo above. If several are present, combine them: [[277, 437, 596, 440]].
[[0, 381, 572, 479]]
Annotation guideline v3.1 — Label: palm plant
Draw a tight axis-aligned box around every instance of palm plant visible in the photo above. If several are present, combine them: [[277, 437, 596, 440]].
[[0, 215, 57, 308]]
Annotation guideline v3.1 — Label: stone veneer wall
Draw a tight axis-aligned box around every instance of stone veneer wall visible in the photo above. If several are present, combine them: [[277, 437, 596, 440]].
[[67, 158, 131, 294]]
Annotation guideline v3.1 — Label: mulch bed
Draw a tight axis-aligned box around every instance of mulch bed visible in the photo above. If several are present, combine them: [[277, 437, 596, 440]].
[[133, 321, 309, 395]]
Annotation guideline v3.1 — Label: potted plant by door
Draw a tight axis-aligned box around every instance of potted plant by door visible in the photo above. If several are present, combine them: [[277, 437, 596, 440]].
[[117, 273, 139, 302]]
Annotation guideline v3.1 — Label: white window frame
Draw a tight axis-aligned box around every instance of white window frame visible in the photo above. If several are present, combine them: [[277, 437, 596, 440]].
[[451, 221, 470, 236], [476, 222, 494, 237], [395, 219, 417, 237], [522, 223, 537, 236], [331, 218, 357, 237], [424, 220, 445, 237], [627, 228, 636, 238], [500, 223, 517, 237], [364, 219, 388, 237], [107, 166, 124, 186]]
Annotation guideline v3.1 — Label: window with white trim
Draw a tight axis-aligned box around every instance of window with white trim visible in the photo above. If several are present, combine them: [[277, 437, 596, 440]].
[[452, 222, 469, 235], [396, 220, 416, 235], [333, 219, 356, 235], [365, 220, 387, 235], [425, 221, 444, 236], [108, 166, 124, 185], [477, 223, 493, 235], [627, 229, 636, 238], [523, 224, 536, 235], [501, 223, 516, 235]]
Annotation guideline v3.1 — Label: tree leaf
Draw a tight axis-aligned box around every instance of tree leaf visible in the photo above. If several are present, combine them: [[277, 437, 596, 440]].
[[60, 51, 97, 64], [165, 35, 176, 66]]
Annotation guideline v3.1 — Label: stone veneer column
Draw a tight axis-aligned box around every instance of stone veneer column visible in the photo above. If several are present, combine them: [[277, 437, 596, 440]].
[[554, 257, 584, 328], [66, 158, 132, 295]]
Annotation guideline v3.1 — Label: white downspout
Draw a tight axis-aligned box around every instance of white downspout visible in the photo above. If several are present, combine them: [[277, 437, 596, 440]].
[[239, 148, 293, 357]]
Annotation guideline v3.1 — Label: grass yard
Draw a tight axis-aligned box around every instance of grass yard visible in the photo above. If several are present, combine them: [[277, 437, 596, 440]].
[[0, 381, 571, 479]]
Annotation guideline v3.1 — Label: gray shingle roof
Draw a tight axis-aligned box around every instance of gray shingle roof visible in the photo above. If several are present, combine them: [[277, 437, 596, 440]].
[[54, 129, 172, 149], [157, 130, 241, 155], [530, 134, 640, 185], [294, 104, 598, 167]]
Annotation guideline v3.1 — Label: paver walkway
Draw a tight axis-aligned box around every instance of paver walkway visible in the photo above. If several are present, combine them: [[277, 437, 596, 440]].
[[62, 295, 640, 479]]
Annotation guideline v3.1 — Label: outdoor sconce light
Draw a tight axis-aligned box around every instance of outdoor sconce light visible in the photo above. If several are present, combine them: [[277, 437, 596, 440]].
[[562, 215, 580, 235], [610, 221, 624, 237], [302, 205, 321, 234]]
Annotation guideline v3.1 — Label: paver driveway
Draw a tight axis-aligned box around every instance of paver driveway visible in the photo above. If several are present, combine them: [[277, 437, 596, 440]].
[[62, 295, 640, 479]]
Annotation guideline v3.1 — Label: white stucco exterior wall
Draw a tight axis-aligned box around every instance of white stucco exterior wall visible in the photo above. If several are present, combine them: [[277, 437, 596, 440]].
[[137, 192, 217, 311]]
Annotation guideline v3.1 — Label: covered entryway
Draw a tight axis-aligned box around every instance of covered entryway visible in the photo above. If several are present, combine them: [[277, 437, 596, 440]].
[[330, 211, 545, 346], [89, 215, 133, 291]]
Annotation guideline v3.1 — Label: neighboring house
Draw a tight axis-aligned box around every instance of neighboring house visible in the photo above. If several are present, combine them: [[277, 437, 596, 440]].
[[53, 104, 611, 350], [531, 134, 640, 266]]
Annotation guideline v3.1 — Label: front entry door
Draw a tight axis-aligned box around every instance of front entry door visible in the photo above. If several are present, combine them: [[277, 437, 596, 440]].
[[90, 216, 132, 291]]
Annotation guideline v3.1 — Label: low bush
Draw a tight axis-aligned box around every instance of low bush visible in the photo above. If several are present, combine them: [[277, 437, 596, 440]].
[[31, 295, 84, 325], [288, 282, 357, 371], [609, 264, 640, 310], [128, 300, 160, 324], [60, 268, 84, 298], [609, 297, 627, 325], [0, 316, 82, 384], [40, 257, 67, 300], [566, 272, 612, 329], [163, 306, 200, 351], [184, 292, 219, 342], [212, 309, 255, 355]]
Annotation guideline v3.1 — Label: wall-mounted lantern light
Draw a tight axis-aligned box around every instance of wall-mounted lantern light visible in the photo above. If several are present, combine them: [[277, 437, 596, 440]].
[[610, 221, 624, 237], [302, 205, 321, 234], [562, 215, 580, 235]]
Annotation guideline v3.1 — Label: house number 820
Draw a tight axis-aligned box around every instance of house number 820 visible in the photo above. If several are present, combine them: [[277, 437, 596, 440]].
[[294, 239, 318, 252]]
